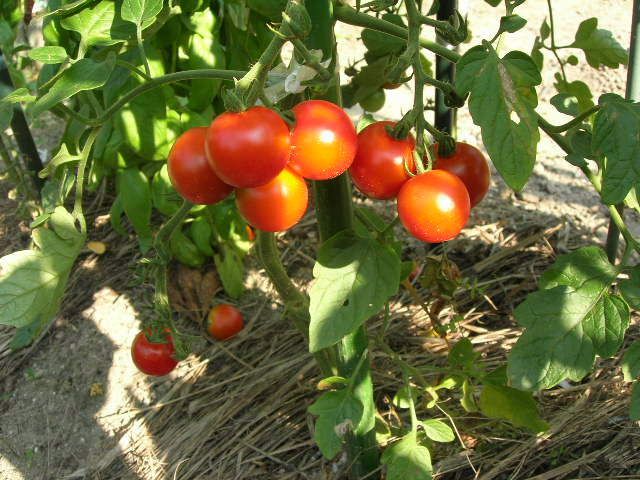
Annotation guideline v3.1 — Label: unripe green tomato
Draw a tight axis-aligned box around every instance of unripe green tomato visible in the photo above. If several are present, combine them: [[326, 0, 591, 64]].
[[360, 90, 386, 112]]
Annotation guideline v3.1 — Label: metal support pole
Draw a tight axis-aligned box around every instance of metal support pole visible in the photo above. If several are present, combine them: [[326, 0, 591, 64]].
[[605, 0, 640, 262], [0, 51, 44, 192], [434, 0, 457, 134]]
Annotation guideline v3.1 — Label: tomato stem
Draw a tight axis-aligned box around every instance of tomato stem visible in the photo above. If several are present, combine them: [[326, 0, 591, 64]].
[[72, 128, 99, 234], [235, 35, 286, 108]]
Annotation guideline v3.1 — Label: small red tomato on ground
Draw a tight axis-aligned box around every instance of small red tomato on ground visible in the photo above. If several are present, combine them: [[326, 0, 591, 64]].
[[349, 121, 415, 199], [131, 330, 178, 376], [434, 142, 490, 208], [207, 304, 244, 340], [205, 106, 290, 188], [397, 170, 470, 243], [236, 168, 308, 232], [167, 127, 234, 205], [289, 100, 357, 180]]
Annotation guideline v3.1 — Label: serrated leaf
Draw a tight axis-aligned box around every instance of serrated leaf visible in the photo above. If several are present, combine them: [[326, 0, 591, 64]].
[[571, 18, 628, 69], [479, 383, 548, 432], [456, 46, 540, 191], [620, 266, 640, 309], [60, 0, 133, 49], [33, 55, 115, 116], [117, 168, 152, 252], [508, 247, 628, 390], [592, 93, 640, 204], [622, 341, 640, 382], [420, 419, 454, 443], [630, 382, 640, 420], [554, 78, 594, 115], [308, 389, 363, 460], [381, 433, 432, 480], [28, 46, 67, 64], [121, 0, 163, 29], [309, 231, 400, 352], [0, 208, 84, 330]]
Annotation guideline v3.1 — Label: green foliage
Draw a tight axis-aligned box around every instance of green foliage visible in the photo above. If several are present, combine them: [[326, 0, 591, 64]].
[[508, 247, 629, 390], [381, 433, 432, 480], [308, 389, 364, 459], [309, 231, 400, 352], [570, 18, 628, 69], [27, 46, 68, 64], [0, 208, 85, 346], [117, 168, 153, 252], [420, 419, 454, 443], [456, 46, 541, 191]]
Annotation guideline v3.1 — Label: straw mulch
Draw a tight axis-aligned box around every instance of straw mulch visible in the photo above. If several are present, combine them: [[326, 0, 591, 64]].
[[58, 193, 639, 480]]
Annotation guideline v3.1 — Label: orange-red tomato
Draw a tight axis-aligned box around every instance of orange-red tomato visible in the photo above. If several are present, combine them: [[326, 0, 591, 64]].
[[235, 168, 308, 232], [289, 100, 357, 180], [434, 142, 490, 208], [131, 330, 178, 376], [167, 127, 233, 205], [349, 121, 415, 199], [207, 304, 244, 340], [397, 170, 470, 243], [205, 106, 290, 188]]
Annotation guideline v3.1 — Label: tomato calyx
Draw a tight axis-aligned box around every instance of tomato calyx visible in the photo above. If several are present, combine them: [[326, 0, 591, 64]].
[[434, 134, 457, 157]]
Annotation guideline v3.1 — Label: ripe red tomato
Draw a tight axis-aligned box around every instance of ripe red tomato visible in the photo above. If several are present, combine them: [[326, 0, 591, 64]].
[[397, 170, 470, 243], [289, 100, 357, 180], [168, 127, 234, 205], [131, 330, 178, 376], [434, 142, 490, 208], [236, 168, 308, 232], [205, 106, 290, 188], [207, 304, 244, 340], [349, 121, 415, 199], [245, 225, 256, 242]]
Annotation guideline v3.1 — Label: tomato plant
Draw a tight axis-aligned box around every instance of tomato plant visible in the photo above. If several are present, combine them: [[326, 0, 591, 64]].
[[289, 99, 358, 180], [205, 106, 291, 188], [236, 168, 308, 232], [0, 0, 639, 478], [349, 121, 416, 199], [434, 142, 490, 208], [168, 127, 233, 205], [206, 304, 244, 340], [131, 330, 178, 377]]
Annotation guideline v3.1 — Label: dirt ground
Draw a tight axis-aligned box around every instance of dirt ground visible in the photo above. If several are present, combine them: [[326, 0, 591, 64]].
[[0, 1, 638, 479]]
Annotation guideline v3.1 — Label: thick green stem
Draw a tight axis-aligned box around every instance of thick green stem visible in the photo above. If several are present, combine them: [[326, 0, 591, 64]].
[[236, 35, 285, 107], [308, 1, 379, 478], [542, 105, 600, 133], [255, 231, 334, 375], [334, 3, 460, 63]]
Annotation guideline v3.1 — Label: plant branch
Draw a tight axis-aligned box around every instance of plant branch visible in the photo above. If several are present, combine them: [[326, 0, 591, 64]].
[[236, 35, 285, 107], [545, 0, 568, 81], [542, 105, 600, 133], [72, 128, 99, 233], [291, 38, 333, 81], [136, 25, 152, 77], [334, 3, 461, 63]]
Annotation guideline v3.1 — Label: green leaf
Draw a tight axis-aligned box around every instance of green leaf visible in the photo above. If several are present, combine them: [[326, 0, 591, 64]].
[[540, 19, 550, 40], [361, 13, 405, 58], [508, 247, 628, 390], [214, 248, 245, 299], [620, 266, 640, 309], [151, 164, 181, 216], [592, 94, 640, 204], [570, 18, 628, 69], [381, 433, 432, 480], [28, 46, 67, 64], [33, 55, 115, 116], [460, 378, 477, 412], [309, 231, 401, 352], [448, 338, 479, 370], [121, 0, 163, 29], [420, 419, 454, 443], [456, 46, 540, 191], [497, 14, 527, 35], [554, 78, 594, 114], [0, 208, 84, 329], [60, 0, 133, 49], [0, 19, 14, 52], [38, 144, 80, 179], [308, 389, 364, 460], [1, 87, 36, 105], [479, 382, 548, 432], [622, 341, 640, 382], [630, 382, 640, 421], [117, 168, 152, 252], [393, 385, 420, 409]]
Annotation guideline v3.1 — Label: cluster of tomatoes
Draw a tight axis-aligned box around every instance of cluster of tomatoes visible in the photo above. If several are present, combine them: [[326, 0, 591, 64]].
[[134, 100, 490, 376], [131, 304, 245, 376], [167, 99, 489, 241]]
